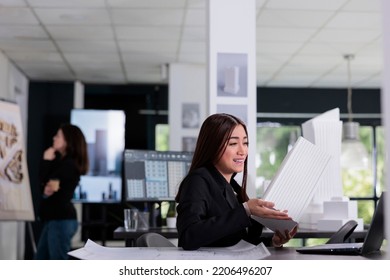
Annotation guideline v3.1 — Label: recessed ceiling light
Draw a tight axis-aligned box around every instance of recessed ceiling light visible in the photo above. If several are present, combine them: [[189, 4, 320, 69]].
[[59, 14, 87, 21]]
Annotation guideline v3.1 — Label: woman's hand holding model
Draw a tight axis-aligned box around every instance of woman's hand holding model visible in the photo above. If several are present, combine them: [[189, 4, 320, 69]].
[[247, 198, 291, 219], [247, 198, 297, 247], [272, 225, 298, 247]]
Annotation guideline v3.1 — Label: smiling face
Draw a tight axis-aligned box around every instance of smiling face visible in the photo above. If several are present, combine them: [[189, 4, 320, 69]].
[[214, 124, 248, 182]]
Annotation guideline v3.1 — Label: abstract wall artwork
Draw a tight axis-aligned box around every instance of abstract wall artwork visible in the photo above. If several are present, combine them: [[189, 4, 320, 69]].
[[0, 100, 34, 221]]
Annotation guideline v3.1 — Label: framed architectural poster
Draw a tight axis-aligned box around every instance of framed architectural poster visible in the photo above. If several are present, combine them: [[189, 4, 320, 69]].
[[0, 100, 34, 221]]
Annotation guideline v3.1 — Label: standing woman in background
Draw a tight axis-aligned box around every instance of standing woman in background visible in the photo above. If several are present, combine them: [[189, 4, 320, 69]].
[[35, 124, 89, 260]]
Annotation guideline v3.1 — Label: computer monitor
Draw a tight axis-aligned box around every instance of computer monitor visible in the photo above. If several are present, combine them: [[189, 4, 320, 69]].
[[123, 149, 193, 201], [71, 109, 126, 203]]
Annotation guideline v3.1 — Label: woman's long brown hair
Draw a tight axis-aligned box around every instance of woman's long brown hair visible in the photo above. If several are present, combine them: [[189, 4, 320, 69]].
[[60, 124, 89, 175]]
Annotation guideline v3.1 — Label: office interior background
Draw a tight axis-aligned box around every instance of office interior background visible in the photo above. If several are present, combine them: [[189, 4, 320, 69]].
[[0, 0, 388, 259]]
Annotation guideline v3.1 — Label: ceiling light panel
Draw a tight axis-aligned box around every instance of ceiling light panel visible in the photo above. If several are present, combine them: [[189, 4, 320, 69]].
[[46, 26, 114, 40], [0, 39, 56, 52], [120, 41, 178, 53], [0, 0, 27, 7], [265, 0, 345, 11], [0, 26, 48, 39], [257, 10, 333, 28], [312, 29, 381, 43], [122, 53, 176, 64], [34, 8, 110, 25], [26, 0, 105, 8], [185, 9, 206, 26], [342, 0, 381, 12], [115, 26, 181, 40], [257, 27, 317, 42], [107, 0, 186, 8], [110, 9, 184, 26], [57, 40, 118, 53], [64, 53, 121, 65], [181, 26, 206, 41], [6, 52, 64, 63], [178, 52, 205, 64], [257, 42, 303, 54], [0, 7, 39, 24], [326, 12, 382, 29], [180, 41, 205, 53]]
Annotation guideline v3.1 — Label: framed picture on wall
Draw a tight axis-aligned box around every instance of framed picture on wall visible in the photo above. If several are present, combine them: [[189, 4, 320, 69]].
[[217, 52, 248, 97], [182, 137, 197, 152], [182, 103, 200, 129], [0, 100, 34, 221]]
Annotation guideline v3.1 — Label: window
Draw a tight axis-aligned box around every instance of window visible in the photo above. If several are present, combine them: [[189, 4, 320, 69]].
[[255, 123, 301, 197], [155, 124, 169, 151]]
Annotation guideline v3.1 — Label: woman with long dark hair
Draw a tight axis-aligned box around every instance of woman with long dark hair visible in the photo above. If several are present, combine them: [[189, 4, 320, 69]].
[[175, 113, 297, 250], [35, 124, 89, 259]]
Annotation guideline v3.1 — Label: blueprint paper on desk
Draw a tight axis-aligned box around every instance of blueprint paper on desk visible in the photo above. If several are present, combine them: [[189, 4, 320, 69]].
[[68, 239, 271, 260], [252, 136, 331, 233]]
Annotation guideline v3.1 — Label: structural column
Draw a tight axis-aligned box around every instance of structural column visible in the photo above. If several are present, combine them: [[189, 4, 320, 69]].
[[207, 0, 257, 197], [168, 0, 257, 197]]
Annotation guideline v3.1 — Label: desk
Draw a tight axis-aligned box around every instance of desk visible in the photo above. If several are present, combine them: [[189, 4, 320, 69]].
[[69, 239, 386, 260], [113, 226, 367, 247], [265, 247, 385, 260]]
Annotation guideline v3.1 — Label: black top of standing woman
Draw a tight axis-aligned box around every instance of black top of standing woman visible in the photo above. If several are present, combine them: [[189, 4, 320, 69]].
[[39, 124, 89, 221]]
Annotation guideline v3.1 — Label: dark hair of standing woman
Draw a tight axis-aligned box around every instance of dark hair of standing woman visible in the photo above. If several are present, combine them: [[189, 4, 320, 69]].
[[60, 123, 89, 175], [175, 113, 249, 203]]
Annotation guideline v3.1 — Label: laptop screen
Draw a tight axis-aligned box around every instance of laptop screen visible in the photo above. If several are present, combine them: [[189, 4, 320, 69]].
[[361, 193, 385, 254]]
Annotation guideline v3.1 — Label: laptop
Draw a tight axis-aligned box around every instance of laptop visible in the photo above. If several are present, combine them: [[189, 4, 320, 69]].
[[296, 193, 385, 256]]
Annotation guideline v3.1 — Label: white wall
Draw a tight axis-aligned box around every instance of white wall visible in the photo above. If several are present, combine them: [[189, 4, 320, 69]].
[[168, 63, 206, 151], [0, 51, 30, 260]]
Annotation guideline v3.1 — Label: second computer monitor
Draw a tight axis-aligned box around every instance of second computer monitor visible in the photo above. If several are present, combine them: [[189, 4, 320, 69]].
[[123, 149, 193, 201]]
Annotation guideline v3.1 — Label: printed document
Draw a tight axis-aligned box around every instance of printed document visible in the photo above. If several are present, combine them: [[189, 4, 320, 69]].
[[68, 239, 271, 260]]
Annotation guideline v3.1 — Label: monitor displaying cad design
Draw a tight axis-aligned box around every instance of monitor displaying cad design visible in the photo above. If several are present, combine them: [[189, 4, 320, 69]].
[[124, 150, 193, 201]]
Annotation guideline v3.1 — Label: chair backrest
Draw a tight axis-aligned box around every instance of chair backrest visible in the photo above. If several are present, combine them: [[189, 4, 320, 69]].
[[136, 233, 176, 247], [326, 220, 358, 244]]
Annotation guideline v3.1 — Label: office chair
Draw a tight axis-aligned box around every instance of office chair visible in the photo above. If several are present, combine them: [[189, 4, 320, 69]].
[[136, 233, 176, 247], [326, 220, 358, 244]]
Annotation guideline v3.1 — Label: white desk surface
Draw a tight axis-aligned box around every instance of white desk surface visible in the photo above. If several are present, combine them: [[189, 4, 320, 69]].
[[69, 239, 386, 260]]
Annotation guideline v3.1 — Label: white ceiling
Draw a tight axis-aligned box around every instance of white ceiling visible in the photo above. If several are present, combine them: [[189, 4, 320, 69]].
[[0, 0, 383, 88]]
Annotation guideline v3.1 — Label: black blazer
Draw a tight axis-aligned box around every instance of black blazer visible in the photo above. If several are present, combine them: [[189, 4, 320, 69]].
[[176, 165, 263, 250]]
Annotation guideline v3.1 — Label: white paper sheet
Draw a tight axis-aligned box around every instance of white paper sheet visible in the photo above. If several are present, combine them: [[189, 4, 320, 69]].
[[68, 239, 271, 260]]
